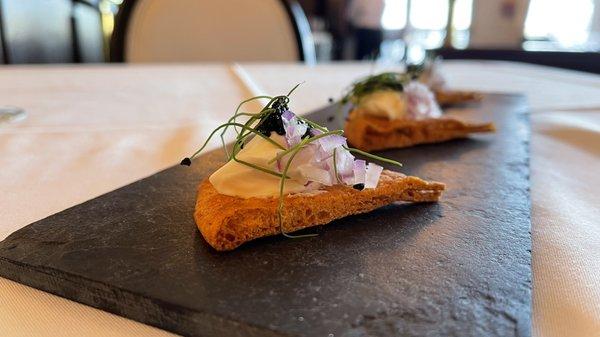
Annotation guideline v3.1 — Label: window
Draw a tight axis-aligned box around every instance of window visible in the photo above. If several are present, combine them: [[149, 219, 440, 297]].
[[381, 0, 473, 49], [524, 0, 595, 49], [410, 0, 449, 30], [452, 0, 473, 31], [382, 0, 408, 30], [451, 0, 473, 49]]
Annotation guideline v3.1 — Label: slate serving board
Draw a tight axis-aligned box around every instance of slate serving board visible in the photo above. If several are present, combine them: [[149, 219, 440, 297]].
[[0, 94, 531, 337]]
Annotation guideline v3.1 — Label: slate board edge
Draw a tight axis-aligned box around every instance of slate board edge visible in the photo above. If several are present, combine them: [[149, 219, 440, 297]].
[[0, 256, 291, 337], [524, 97, 533, 337], [0, 95, 532, 337], [516, 97, 532, 337]]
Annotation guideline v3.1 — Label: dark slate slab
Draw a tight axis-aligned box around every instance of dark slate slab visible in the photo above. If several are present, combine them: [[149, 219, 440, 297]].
[[0, 94, 531, 337]]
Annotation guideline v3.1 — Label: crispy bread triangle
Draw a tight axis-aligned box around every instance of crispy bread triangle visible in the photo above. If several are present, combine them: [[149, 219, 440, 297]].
[[195, 170, 445, 251], [344, 110, 495, 151], [435, 89, 483, 106]]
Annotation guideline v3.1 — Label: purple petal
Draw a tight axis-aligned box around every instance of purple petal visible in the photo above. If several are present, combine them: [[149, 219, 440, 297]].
[[282, 114, 308, 147], [405, 81, 442, 119], [353, 160, 367, 185], [318, 134, 347, 152], [335, 148, 355, 178], [298, 165, 333, 186], [364, 163, 383, 189], [310, 128, 323, 136], [281, 110, 295, 121]]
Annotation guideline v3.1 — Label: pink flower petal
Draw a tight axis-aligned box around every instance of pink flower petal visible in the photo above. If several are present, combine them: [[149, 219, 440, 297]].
[[405, 81, 442, 120], [353, 160, 367, 185], [364, 163, 383, 189]]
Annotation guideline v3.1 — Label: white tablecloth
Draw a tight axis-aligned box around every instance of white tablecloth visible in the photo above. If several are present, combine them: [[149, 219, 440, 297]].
[[1, 61, 599, 337]]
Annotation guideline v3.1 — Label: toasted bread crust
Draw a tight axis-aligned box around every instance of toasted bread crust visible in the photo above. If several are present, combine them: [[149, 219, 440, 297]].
[[435, 90, 483, 107], [195, 170, 445, 251], [344, 110, 495, 151]]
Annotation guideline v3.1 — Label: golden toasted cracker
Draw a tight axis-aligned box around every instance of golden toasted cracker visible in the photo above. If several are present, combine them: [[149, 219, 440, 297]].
[[435, 90, 483, 107], [344, 110, 495, 152], [195, 170, 445, 251]]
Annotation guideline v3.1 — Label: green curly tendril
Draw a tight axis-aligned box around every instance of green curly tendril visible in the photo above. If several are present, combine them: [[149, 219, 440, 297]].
[[334, 63, 429, 128], [182, 84, 402, 239]]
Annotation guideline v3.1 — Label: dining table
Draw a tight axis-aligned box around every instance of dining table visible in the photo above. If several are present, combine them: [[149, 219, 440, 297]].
[[0, 60, 599, 337]]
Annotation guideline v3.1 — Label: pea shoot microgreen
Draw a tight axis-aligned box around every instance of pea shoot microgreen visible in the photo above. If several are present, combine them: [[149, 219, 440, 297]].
[[182, 85, 402, 238]]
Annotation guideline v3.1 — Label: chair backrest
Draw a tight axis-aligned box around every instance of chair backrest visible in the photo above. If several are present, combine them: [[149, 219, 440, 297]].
[[111, 0, 315, 63], [0, 12, 5, 64], [0, 0, 104, 64], [0, 0, 74, 64]]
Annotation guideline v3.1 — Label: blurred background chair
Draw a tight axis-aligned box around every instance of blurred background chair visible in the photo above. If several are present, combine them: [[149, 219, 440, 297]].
[[0, 0, 104, 64], [110, 0, 316, 63], [1, 0, 599, 73]]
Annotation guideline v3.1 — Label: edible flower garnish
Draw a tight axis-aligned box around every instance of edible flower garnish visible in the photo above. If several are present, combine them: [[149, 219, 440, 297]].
[[408, 57, 446, 91], [182, 85, 401, 238], [340, 71, 442, 120]]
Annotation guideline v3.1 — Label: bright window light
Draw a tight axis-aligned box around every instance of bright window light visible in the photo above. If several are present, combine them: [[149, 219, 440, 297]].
[[382, 0, 408, 30], [452, 0, 472, 31], [524, 0, 594, 47], [410, 0, 449, 30]]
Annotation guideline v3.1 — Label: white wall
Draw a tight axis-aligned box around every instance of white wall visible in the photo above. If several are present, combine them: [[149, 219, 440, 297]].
[[469, 0, 530, 48]]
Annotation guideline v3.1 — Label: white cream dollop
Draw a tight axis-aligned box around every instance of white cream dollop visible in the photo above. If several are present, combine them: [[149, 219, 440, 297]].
[[209, 110, 384, 199], [209, 134, 308, 198], [356, 90, 408, 120], [357, 82, 442, 120], [418, 57, 446, 91]]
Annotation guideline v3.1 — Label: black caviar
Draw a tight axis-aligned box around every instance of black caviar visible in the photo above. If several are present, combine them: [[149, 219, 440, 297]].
[[255, 110, 285, 137], [353, 183, 365, 191], [255, 98, 287, 137], [255, 97, 314, 139]]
